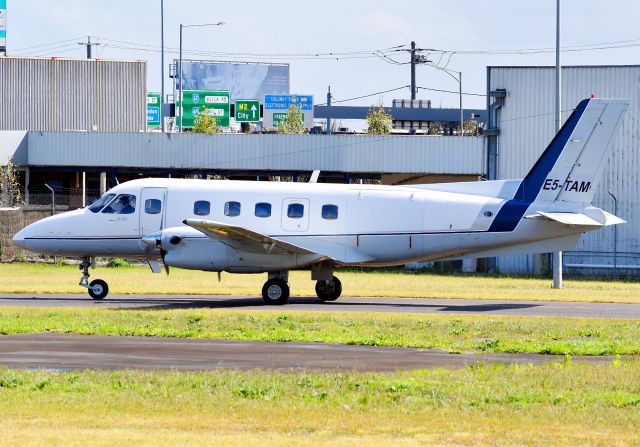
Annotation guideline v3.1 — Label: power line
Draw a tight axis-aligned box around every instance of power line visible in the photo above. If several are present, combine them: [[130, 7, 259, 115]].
[[316, 85, 410, 106], [417, 86, 485, 97]]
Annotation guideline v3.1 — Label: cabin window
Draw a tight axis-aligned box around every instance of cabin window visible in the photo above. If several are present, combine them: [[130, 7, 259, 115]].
[[287, 203, 305, 219], [102, 194, 136, 215], [255, 202, 272, 218], [193, 200, 210, 216], [224, 201, 241, 217], [321, 204, 339, 220], [145, 199, 162, 215], [89, 194, 115, 213]]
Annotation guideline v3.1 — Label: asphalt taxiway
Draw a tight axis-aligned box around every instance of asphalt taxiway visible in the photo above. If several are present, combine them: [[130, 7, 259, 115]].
[[0, 294, 639, 318], [0, 333, 617, 371]]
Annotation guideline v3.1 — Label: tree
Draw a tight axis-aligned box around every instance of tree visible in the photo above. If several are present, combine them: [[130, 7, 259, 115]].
[[463, 120, 479, 136], [427, 122, 443, 136], [193, 106, 219, 134], [276, 104, 307, 134], [0, 160, 22, 207], [366, 100, 392, 135]]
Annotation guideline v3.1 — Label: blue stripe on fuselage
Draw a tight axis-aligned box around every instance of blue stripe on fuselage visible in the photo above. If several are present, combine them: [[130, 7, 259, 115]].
[[488, 99, 590, 232]]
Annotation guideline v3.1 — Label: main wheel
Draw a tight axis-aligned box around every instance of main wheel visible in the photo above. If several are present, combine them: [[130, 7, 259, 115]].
[[262, 278, 290, 305], [88, 279, 109, 300], [315, 276, 342, 302]]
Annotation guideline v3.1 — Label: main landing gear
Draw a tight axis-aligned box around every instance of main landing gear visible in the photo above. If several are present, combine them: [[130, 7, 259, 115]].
[[260, 268, 343, 305], [315, 276, 342, 302], [79, 257, 109, 300]]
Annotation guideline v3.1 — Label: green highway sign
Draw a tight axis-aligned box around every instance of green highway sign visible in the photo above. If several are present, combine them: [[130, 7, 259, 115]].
[[177, 90, 230, 128], [272, 112, 289, 127], [146, 92, 161, 129], [272, 112, 307, 128], [235, 99, 260, 123]]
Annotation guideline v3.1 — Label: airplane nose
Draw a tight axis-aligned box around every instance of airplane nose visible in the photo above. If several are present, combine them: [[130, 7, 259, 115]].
[[12, 229, 26, 249]]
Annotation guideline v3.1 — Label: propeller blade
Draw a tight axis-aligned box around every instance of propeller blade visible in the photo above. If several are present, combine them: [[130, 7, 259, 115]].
[[160, 249, 170, 275], [217, 271, 222, 282]]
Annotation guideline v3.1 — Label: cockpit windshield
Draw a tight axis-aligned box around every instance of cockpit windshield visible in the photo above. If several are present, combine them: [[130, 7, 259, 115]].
[[88, 194, 116, 213], [102, 194, 137, 214]]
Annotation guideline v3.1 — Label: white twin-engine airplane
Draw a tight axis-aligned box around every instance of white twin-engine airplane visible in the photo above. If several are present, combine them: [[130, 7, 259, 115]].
[[13, 98, 628, 304]]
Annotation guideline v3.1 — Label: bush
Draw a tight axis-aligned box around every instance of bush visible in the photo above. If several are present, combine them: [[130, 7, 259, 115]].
[[106, 258, 131, 268]]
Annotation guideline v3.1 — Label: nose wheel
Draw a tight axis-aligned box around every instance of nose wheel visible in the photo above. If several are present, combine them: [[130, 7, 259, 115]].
[[88, 279, 109, 300], [79, 257, 110, 300]]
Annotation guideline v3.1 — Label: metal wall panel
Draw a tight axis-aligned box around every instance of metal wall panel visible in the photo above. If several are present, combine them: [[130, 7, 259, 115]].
[[489, 66, 640, 274], [0, 131, 27, 164], [0, 57, 146, 132], [22, 132, 484, 175]]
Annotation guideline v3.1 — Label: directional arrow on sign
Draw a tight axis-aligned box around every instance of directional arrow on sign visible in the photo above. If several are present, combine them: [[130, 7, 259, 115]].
[[251, 104, 257, 120]]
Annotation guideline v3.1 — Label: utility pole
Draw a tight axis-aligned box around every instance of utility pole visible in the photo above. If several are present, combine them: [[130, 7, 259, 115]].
[[410, 41, 416, 100], [552, 0, 563, 289], [326, 86, 332, 135], [78, 36, 99, 59]]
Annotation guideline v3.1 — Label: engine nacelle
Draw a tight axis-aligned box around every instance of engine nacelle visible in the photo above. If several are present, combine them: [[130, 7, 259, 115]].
[[159, 226, 229, 271], [149, 225, 325, 273]]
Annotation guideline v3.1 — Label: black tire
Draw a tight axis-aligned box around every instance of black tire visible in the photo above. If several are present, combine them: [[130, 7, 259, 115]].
[[88, 279, 109, 300], [262, 278, 290, 305], [315, 276, 342, 302]]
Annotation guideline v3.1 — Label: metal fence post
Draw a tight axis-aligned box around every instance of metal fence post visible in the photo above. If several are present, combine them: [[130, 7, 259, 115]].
[[44, 183, 55, 215]]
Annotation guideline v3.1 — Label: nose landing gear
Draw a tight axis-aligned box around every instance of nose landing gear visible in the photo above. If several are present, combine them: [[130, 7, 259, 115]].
[[79, 257, 109, 300]]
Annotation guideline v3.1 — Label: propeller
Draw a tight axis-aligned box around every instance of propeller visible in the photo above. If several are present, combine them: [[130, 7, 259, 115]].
[[142, 231, 170, 275]]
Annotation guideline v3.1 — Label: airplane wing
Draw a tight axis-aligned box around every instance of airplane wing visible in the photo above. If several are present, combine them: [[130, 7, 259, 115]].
[[183, 219, 312, 255], [183, 219, 374, 263]]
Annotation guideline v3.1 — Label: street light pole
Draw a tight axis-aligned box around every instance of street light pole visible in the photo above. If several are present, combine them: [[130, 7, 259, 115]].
[[179, 23, 183, 132], [552, 0, 563, 288], [608, 190, 619, 279], [160, 0, 165, 132], [459, 71, 463, 136], [178, 22, 225, 133]]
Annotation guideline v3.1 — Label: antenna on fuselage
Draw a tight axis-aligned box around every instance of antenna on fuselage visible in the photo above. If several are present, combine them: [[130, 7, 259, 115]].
[[309, 170, 320, 183]]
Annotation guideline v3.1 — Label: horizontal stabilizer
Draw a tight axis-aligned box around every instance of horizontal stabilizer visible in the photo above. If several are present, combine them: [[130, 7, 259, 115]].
[[528, 210, 625, 227]]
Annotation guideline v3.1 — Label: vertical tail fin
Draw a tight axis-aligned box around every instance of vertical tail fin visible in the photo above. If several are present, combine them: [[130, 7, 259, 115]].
[[520, 98, 628, 204], [488, 98, 628, 232]]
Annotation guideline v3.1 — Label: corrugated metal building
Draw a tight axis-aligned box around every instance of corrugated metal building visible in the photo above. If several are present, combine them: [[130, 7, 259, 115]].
[[0, 56, 146, 132], [0, 131, 484, 174], [488, 65, 640, 275]]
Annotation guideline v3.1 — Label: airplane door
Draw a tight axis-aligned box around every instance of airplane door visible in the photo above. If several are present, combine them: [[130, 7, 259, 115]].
[[282, 198, 310, 232], [139, 187, 167, 248]]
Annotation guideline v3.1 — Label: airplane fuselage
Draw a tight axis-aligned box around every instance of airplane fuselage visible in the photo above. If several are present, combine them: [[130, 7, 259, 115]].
[[14, 177, 589, 272]]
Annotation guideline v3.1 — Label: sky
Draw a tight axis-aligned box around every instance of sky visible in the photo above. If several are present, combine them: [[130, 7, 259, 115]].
[[5, 0, 640, 111]]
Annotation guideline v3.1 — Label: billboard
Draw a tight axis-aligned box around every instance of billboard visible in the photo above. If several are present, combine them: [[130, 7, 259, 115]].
[[176, 61, 289, 103], [0, 0, 6, 53]]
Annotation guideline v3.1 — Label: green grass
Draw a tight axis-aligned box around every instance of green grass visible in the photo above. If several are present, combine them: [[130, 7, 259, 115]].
[[2, 263, 640, 303], [2, 307, 640, 355], [1, 362, 639, 446]]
